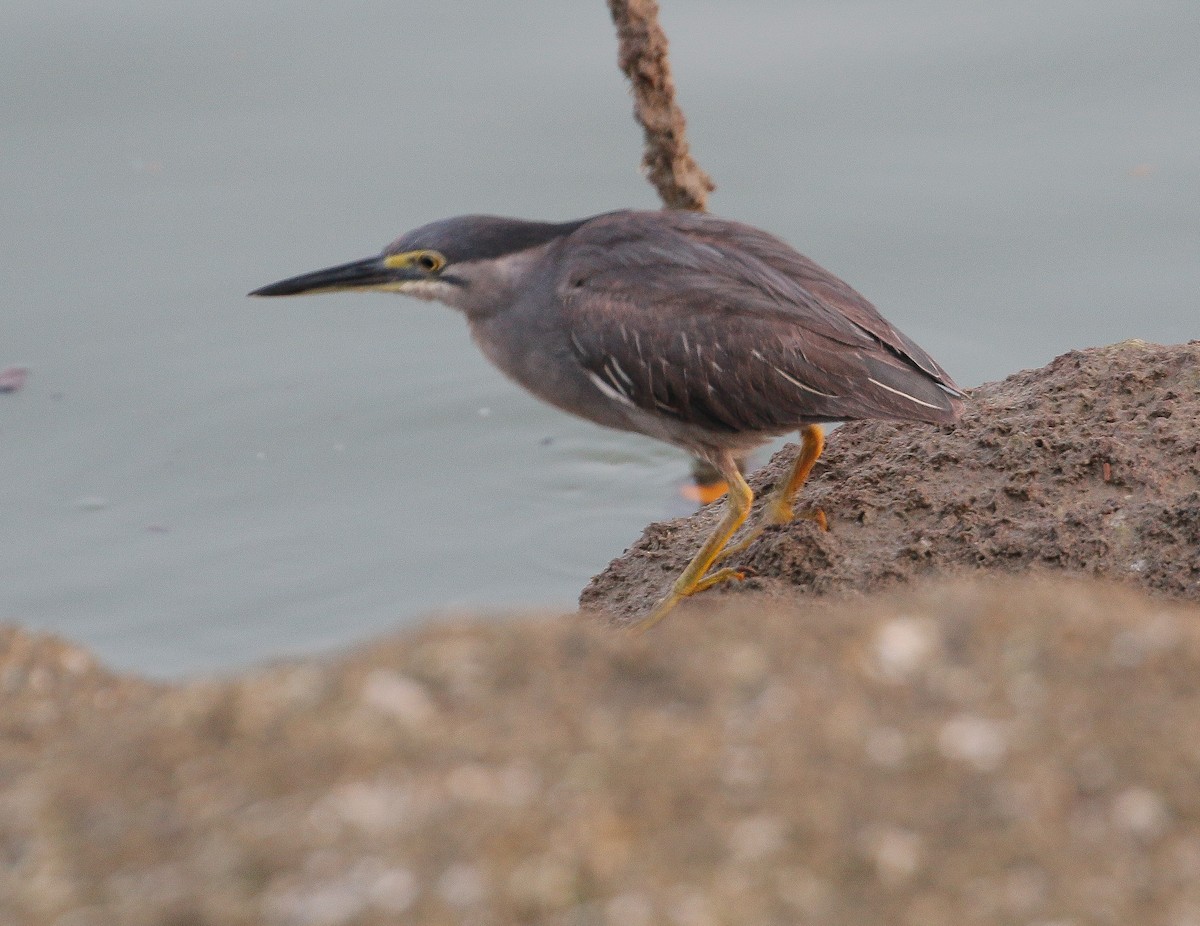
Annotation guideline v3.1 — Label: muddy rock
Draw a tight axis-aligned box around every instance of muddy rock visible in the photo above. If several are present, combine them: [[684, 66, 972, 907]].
[[582, 340, 1200, 623]]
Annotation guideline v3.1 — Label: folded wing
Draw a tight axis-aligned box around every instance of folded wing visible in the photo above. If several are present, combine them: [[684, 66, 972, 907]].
[[557, 212, 963, 435]]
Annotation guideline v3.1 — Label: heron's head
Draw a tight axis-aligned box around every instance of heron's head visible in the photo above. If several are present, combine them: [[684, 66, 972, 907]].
[[249, 215, 585, 314]]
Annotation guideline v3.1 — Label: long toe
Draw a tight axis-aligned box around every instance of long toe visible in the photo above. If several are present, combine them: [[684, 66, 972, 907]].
[[692, 566, 755, 594], [801, 507, 829, 532], [630, 592, 683, 635]]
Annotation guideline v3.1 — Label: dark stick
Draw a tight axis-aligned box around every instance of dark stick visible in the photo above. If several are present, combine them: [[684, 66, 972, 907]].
[[608, 1, 743, 492], [606, 0, 715, 212]]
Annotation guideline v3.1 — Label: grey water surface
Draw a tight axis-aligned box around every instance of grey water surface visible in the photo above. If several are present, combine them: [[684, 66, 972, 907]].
[[2, 1, 1197, 675]]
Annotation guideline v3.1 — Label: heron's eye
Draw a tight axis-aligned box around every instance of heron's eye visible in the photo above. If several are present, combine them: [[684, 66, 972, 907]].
[[414, 251, 445, 272]]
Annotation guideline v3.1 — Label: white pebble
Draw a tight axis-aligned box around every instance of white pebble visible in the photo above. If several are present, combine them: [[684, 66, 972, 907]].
[[369, 866, 419, 913], [938, 714, 1008, 772], [864, 826, 923, 886], [1111, 786, 1169, 839], [264, 879, 365, 926], [58, 647, 94, 675], [873, 617, 936, 681], [312, 781, 413, 836], [1110, 613, 1181, 668], [728, 815, 786, 862], [360, 671, 435, 725]]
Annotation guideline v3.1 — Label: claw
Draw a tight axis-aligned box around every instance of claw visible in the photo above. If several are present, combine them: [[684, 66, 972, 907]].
[[633, 427, 826, 634], [802, 508, 829, 532], [693, 566, 754, 594]]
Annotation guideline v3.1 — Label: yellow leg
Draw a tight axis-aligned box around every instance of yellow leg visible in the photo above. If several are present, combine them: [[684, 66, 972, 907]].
[[714, 424, 828, 565], [764, 424, 826, 526], [630, 452, 754, 635]]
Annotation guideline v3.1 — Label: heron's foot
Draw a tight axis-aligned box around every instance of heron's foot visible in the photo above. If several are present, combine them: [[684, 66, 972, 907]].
[[630, 590, 684, 636], [629, 565, 756, 635], [760, 495, 828, 532], [693, 565, 756, 593], [799, 506, 829, 532], [631, 452, 756, 636], [712, 499, 828, 567]]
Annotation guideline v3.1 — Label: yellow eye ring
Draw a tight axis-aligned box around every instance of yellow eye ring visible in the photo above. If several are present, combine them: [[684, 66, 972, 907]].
[[414, 251, 445, 272]]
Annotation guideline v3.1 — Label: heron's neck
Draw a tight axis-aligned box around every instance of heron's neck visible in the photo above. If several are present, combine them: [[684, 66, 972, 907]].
[[452, 242, 559, 321]]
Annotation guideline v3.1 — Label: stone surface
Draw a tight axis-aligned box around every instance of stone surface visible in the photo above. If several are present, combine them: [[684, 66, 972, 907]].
[[582, 340, 1200, 623]]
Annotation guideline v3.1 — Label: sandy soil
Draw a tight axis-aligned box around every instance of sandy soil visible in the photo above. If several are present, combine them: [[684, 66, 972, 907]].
[[2, 341, 1199, 926], [583, 340, 1200, 623]]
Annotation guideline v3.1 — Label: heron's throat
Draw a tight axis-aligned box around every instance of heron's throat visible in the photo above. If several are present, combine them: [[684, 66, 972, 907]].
[[448, 248, 551, 320], [394, 278, 462, 304]]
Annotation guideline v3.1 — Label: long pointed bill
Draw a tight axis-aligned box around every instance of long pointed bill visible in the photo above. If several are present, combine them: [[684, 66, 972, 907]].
[[248, 256, 420, 297]]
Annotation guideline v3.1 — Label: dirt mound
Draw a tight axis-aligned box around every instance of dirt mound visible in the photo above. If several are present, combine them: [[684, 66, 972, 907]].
[[582, 340, 1200, 623]]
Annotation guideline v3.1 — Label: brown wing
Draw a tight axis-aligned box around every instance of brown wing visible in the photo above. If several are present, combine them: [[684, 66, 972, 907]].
[[557, 211, 963, 435]]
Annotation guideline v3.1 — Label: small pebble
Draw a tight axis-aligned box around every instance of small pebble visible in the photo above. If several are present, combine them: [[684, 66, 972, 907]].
[[728, 815, 786, 862], [312, 781, 413, 837], [1110, 614, 1181, 667], [360, 671, 435, 726], [59, 647, 94, 676], [863, 826, 923, 886], [873, 616, 936, 681], [938, 714, 1008, 772], [368, 866, 419, 913], [1111, 786, 1169, 840]]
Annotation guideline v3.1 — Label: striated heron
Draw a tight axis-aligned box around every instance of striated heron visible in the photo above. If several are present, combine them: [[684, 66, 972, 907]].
[[251, 209, 964, 631]]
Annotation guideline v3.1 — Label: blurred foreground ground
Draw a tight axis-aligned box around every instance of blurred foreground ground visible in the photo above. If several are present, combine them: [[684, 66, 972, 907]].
[[3, 342, 1199, 926]]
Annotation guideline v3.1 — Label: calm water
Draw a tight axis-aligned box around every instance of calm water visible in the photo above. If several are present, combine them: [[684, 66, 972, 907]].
[[2, 1, 1197, 676]]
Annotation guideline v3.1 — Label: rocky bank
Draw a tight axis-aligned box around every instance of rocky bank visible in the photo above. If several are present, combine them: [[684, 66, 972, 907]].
[[584, 340, 1200, 622]]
